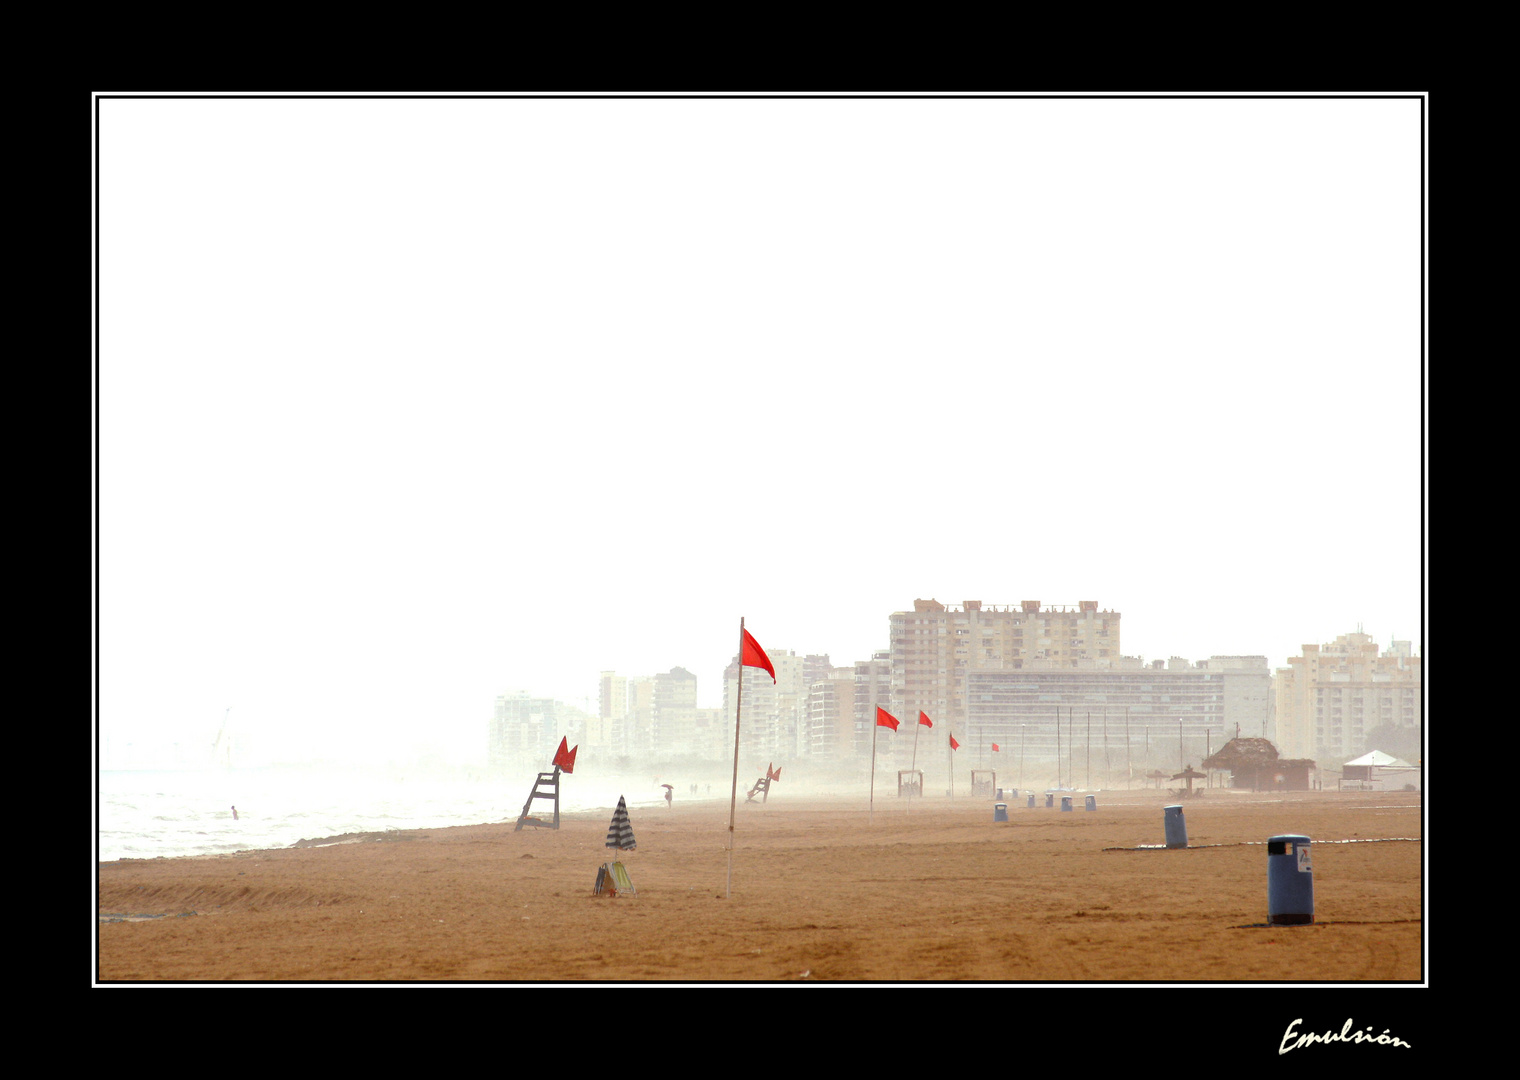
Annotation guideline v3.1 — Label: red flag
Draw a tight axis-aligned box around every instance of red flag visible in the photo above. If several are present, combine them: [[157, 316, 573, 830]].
[[740, 627, 776, 682], [992, 743, 1000, 752], [876, 707, 899, 731], [918, 711, 933, 728], [949, 733, 960, 751], [553, 737, 578, 774], [767, 763, 782, 782]]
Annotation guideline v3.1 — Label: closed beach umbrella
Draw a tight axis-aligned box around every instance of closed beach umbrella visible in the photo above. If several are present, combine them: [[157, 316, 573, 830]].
[[606, 796, 637, 852]]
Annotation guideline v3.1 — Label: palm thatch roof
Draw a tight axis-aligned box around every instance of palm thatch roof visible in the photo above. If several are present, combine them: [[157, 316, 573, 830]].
[[1202, 737, 1279, 771], [1203, 737, 1315, 772]]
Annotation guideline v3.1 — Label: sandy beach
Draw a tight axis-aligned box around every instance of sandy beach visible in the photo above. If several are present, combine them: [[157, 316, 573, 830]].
[[96, 787, 1422, 983]]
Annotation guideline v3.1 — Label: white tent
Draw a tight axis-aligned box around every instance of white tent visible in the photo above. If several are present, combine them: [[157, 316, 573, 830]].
[[1344, 750, 1412, 769], [1342, 749, 1419, 790]]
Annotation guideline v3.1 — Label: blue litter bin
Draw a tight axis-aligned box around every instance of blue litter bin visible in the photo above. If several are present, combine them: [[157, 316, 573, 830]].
[[1045, 793, 1054, 808], [1164, 804, 1188, 849], [994, 803, 1008, 822], [1085, 795, 1096, 811], [1267, 834, 1314, 925], [1027, 794, 1035, 808], [1060, 796, 1072, 811]]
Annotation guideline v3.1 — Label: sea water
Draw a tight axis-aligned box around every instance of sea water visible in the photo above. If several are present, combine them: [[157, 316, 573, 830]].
[[97, 765, 677, 863]]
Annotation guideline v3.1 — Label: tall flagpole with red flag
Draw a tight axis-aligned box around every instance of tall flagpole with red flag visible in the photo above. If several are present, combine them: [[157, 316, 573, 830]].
[[912, 711, 932, 779], [871, 706, 898, 822], [728, 618, 774, 898]]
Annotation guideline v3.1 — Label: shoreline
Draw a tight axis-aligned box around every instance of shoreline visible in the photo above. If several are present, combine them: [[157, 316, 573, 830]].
[[100, 784, 1421, 866]]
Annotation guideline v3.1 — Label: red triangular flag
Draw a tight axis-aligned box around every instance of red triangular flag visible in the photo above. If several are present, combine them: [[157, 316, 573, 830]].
[[918, 711, 933, 728], [876, 707, 899, 731], [992, 743, 1000, 752], [740, 627, 776, 683], [553, 737, 578, 774], [767, 763, 782, 782], [949, 733, 960, 751]]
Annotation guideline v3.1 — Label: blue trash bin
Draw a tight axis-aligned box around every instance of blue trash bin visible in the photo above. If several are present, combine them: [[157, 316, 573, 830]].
[[994, 803, 1008, 822], [1045, 793, 1054, 808], [1164, 804, 1188, 849], [1267, 834, 1314, 925], [1060, 796, 1072, 811], [1027, 794, 1035, 808], [1085, 795, 1096, 811]]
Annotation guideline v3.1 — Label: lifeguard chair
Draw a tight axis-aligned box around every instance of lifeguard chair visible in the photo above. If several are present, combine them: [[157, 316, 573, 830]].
[[970, 770, 996, 800], [515, 739, 577, 830], [515, 768, 562, 830], [746, 763, 782, 803], [897, 769, 923, 797]]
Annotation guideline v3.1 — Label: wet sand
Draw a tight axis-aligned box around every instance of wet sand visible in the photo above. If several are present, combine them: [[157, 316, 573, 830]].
[[96, 788, 1422, 983]]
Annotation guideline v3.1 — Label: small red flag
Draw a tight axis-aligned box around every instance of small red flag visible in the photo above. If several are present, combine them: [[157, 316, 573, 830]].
[[740, 627, 776, 682], [553, 737, 578, 774], [949, 733, 960, 751], [918, 711, 933, 728], [767, 763, 782, 782], [992, 743, 1000, 752], [876, 707, 899, 731]]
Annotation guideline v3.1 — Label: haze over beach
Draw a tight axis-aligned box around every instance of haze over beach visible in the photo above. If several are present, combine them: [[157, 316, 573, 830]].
[[96, 93, 1423, 776]]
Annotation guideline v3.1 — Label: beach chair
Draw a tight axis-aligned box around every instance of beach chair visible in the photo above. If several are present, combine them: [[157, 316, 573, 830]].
[[593, 861, 636, 897]]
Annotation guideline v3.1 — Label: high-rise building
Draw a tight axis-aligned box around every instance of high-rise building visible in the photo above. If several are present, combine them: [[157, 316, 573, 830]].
[[965, 655, 1271, 787], [724, 647, 823, 765], [597, 667, 701, 761], [854, 651, 894, 760], [488, 693, 561, 773], [890, 599, 1122, 734], [652, 666, 699, 758], [806, 667, 857, 758], [1275, 632, 1421, 762]]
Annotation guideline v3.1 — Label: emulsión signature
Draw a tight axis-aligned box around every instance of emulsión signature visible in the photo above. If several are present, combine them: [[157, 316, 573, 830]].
[[1280, 1018, 1411, 1053]]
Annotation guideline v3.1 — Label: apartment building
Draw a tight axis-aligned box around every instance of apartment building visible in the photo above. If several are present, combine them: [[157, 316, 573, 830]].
[[1275, 632, 1421, 762], [488, 692, 563, 773], [890, 598, 1122, 734], [965, 655, 1271, 785], [598, 667, 700, 760]]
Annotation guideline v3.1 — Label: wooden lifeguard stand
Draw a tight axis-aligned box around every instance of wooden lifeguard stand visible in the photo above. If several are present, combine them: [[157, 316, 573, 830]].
[[970, 770, 996, 799], [515, 766, 563, 830], [746, 762, 781, 803], [897, 769, 923, 797]]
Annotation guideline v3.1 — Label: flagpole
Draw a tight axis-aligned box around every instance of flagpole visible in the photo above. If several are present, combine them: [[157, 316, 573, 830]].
[[870, 705, 878, 823], [727, 617, 745, 899]]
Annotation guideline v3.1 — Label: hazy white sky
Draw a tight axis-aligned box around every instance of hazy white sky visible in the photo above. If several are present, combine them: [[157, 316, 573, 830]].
[[96, 94, 1424, 766]]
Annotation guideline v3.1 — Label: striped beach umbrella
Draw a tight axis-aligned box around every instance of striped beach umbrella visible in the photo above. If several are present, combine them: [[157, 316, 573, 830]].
[[605, 796, 636, 851]]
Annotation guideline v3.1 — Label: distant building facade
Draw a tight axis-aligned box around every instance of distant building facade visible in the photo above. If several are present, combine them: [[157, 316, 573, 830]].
[[853, 651, 894, 760], [890, 599, 1123, 735], [489, 693, 563, 773], [597, 667, 701, 761], [724, 648, 826, 765], [806, 667, 857, 759], [964, 655, 1271, 784], [1275, 632, 1421, 762]]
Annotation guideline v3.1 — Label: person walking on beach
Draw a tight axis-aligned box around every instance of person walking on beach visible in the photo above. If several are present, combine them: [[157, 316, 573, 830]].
[[231, 806, 238, 820], [663, 784, 673, 808]]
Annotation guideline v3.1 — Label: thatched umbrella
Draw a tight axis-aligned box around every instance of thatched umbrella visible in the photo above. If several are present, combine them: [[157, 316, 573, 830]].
[[1170, 764, 1207, 795]]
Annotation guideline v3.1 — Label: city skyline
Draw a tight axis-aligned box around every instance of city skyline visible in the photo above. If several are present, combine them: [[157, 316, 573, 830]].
[[97, 94, 1423, 769]]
